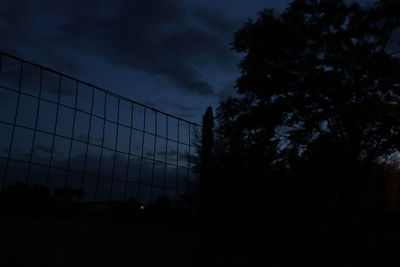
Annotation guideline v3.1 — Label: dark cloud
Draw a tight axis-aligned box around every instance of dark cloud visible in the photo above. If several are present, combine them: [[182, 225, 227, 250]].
[[0, 28, 19, 56], [155, 100, 204, 121], [35, 0, 239, 96], [0, 0, 81, 74], [157, 62, 215, 95], [192, 7, 241, 37], [161, 28, 236, 64], [217, 81, 236, 101], [0, 0, 248, 120], [34, 145, 52, 154], [159, 100, 202, 114]]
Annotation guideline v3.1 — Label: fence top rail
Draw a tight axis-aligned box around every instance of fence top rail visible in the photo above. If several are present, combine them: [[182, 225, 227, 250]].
[[0, 50, 201, 127]]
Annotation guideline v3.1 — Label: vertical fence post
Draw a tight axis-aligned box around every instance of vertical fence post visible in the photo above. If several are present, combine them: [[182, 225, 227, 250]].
[[200, 106, 214, 267], [201, 106, 214, 217]]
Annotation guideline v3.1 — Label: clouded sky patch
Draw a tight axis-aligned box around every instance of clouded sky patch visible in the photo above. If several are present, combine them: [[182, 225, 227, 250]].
[[2, 0, 377, 122]]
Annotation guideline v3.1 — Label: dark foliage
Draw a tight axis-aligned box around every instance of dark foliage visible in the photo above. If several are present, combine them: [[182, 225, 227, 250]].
[[211, 0, 400, 265]]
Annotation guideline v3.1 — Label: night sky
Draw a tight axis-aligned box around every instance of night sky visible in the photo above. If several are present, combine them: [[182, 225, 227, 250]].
[[0, 0, 377, 124]]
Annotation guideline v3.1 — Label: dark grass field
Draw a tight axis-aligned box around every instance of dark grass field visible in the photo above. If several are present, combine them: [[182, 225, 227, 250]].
[[0, 216, 199, 267], [1, 212, 400, 266]]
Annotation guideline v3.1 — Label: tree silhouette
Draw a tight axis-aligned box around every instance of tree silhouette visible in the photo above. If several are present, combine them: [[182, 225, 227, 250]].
[[223, 0, 400, 166], [213, 0, 400, 265]]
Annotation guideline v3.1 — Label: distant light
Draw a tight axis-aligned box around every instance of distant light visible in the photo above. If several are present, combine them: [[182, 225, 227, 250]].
[[140, 205, 145, 210]]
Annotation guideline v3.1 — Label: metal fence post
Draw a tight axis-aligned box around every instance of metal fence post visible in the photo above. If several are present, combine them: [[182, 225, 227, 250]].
[[200, 106, 215, 267], [201, 106, 214, 214]]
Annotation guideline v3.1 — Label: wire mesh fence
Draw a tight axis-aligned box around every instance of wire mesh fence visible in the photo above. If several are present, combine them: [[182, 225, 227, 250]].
[[0, 51, 203, 267], [0, 51, 201, 205]]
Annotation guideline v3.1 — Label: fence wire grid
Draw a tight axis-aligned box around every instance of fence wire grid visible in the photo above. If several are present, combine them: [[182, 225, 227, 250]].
[[0, 51, 201, 205]]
